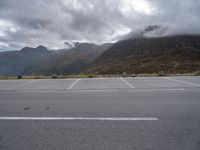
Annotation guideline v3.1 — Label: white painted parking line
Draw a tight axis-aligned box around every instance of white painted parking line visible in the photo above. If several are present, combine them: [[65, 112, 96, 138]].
[[135, 88, 185, 92], [0, 117, 158, 121], [17, 89, 119, 93], [18, 90, 58, 93], [164, 77, 200, 87], [120, 77, 135, 88], [12, 79, 42, 90], [74, 89, 119, 92], [81, 78, 119, 80], [67, 78, 81, 89], [12, 88, 185, 93]]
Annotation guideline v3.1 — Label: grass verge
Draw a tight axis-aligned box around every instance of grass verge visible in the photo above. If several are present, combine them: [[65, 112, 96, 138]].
[[0, 72, 199, 80]]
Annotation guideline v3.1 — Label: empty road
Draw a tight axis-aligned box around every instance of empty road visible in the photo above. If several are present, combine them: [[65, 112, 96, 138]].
[[0, 76, 200, 150]]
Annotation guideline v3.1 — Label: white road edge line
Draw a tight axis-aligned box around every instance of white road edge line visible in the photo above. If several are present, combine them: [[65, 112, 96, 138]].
[[164, 77, 200, 87], [16, 88, 184, 93], [18, 90, 58, 93], [137, 88, 185, 91], [0, 117, 158, 121], [74, 89, 119, 92], [12, 79, 42, 90], [120, 77, 135, 88], [67, 78, 81, 90], [81, 78, 117, 80]]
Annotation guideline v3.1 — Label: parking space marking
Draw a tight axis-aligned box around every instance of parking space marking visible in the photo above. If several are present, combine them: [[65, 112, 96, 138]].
[[67, 78, 81, 89], [120, 77, 135, 88], [0, 117, 158, 121], [18, 90, 58, 93], [17, 89, 119, 93], [164, 77, 200, 87], [72, 89, 120, 92], [12, 79, 42, 90], [134, 88, 185, 92], [81, 78, 119, 80]]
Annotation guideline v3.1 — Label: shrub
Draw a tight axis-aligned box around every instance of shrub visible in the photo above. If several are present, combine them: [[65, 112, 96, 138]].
[[122, 72, 128, 77], [158, 70, 166, 76], [88, 75, 93, 78]]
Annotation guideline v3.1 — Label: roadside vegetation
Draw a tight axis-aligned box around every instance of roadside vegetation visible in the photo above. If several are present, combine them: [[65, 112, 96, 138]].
[[0, 71, 199, 80]]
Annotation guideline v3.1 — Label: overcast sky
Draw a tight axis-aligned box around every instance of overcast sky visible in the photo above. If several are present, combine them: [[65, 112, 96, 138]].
[[0, 0, 200, 51]]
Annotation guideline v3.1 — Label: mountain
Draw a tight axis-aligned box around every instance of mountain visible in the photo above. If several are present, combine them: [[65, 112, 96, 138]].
[[0, 46, 53, 76], [22, 43, 112, 75], [2, 34, 200, 76], [0, 43, 112, 76], [85, 35, 200, 75]]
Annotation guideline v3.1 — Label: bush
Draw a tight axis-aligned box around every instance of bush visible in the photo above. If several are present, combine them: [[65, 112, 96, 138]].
[[88, 75, 93, 78], [122, 72, 128, 77], [195, 70, 200, 76], [51, 74, 58, 79], [158, 70, 166, 76], [131, 73, 137, 77]]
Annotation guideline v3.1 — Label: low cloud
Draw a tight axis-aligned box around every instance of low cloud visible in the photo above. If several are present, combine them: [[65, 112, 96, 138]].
[[0, 0, 200, 51]]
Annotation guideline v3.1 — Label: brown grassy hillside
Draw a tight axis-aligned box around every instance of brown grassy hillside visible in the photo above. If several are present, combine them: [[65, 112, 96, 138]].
[[86, 35, 200, 75]]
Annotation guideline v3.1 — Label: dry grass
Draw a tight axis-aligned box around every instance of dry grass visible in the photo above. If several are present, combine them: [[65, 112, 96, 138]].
[[0, 71, 199, 80]]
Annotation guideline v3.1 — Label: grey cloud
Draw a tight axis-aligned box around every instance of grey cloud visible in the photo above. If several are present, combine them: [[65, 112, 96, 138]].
[[18, 18, 51, 30], [0, 0, 200, 51]]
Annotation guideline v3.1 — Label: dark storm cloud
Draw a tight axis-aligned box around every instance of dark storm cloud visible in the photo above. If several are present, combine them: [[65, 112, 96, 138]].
[[0, 0, 200, 51]]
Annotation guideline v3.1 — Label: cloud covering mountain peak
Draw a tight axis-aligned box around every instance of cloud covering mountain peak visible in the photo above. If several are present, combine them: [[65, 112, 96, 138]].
[[0, 0, 200, 51]]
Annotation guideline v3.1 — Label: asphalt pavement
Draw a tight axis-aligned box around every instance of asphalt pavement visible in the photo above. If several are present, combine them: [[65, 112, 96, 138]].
[[0, 76, 200, 150]]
